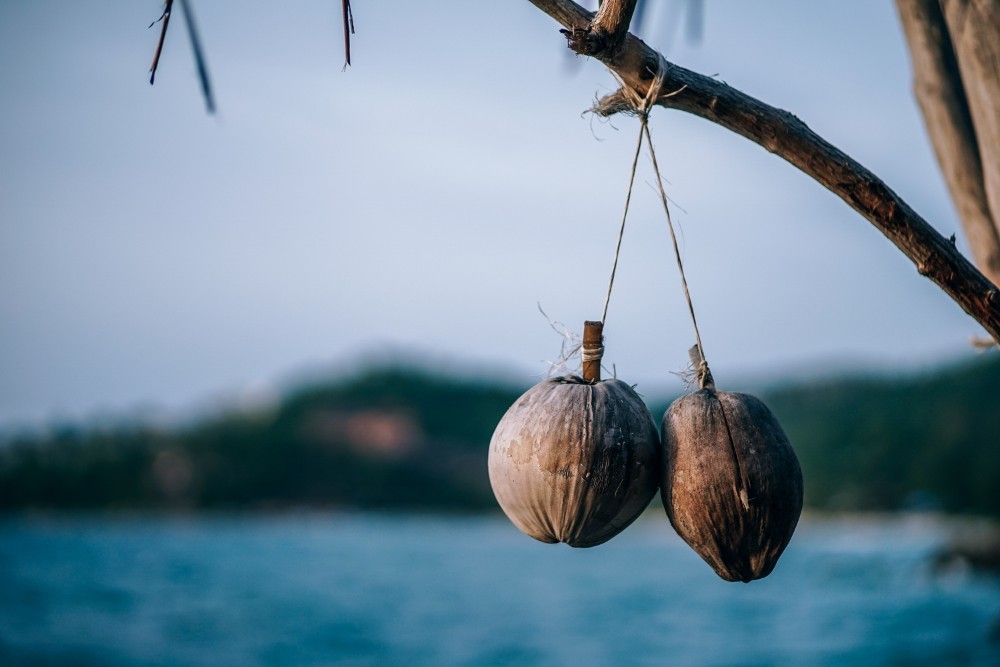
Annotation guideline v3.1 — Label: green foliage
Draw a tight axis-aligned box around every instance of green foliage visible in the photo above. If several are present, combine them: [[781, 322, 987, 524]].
[[0, 365, 524, 513], [765, 354, 1000, 516], [1, 355, 998, 516]]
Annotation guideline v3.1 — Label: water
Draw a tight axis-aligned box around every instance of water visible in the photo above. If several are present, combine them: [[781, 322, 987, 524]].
[[0, 513, 997, 666]]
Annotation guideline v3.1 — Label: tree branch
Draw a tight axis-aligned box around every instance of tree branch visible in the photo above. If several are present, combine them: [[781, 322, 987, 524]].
[[562, 0, 638, 57], [527, 0, 1000, 343]]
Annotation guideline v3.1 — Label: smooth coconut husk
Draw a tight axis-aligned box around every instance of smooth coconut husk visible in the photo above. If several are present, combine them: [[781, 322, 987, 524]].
[[489, 375, 660, 547], [661, 386, 803, 582]]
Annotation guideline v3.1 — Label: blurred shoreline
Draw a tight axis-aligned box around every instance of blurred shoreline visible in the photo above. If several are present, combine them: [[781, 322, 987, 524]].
[[2, 354, 998, 521]]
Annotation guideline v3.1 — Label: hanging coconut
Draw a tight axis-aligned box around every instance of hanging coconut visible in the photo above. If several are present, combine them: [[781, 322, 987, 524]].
[[488, 321, 660, 548], [661, 346, 803, 582]]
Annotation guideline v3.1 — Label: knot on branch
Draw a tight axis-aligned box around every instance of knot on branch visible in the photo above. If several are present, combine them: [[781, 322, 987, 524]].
[[588, 57, 680, 120], [561, 27, 617, 57]]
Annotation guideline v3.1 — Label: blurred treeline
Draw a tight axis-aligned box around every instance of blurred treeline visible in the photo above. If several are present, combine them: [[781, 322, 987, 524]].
[[1, 354, 998, 517], [766, 353, 1000, 516]]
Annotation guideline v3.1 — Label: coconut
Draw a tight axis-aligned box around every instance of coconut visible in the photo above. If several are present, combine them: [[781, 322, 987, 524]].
[[488, 322, 660, 547], [661, 347, 803, 581]]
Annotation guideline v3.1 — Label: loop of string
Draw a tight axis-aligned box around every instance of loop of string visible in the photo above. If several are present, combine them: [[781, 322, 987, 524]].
[[580, 343, 605, 363], [603, 56, 710, 383]]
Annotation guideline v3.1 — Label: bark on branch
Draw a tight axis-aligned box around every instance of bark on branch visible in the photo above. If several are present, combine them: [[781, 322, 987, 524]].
[[526, 0, 1000, 343], [562, 0, 637, 57]]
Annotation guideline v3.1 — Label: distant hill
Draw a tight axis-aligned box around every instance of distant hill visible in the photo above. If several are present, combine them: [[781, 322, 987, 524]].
[[764, 354, 1000, 517], [0, 366, 524, 513], [1, 355, 998, 516]]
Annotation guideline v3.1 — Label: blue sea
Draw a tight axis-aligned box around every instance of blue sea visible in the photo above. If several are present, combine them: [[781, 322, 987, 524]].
[[0, 513, 997, 666]]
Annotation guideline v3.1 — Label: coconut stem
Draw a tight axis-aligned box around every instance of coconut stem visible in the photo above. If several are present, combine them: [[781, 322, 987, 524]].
[[689, 344, 715, 390], [582, 321, 605, 383]]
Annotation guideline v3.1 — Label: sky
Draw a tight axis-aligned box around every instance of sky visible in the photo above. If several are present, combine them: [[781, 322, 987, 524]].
[[0, 0, 987, 428]]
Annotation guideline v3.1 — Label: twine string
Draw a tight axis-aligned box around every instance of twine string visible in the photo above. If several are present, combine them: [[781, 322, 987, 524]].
[[580, 343, 606, 363], [596, 57, 710, 389], [644, 119, 707, 369], [600, 62, 668, 327], [608, 55, 710, 384], [600, 127, 644, 325]]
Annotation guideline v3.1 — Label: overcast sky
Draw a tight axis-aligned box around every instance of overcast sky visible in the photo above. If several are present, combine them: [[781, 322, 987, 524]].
[[0, 0, 986, 428]]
